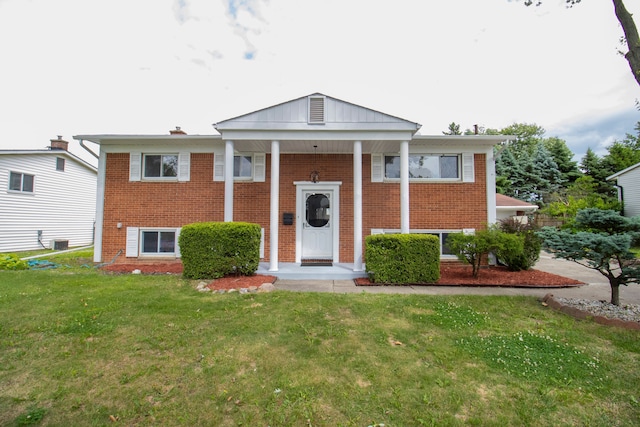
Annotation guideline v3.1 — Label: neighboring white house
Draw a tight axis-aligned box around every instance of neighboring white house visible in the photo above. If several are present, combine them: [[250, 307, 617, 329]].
[[496, 193, 538, 224], [0, 137, 97, 252], [607, 161, 640, 218]]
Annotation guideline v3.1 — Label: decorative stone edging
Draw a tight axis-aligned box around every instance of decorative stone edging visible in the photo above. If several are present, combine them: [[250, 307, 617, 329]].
[[195, 282, 276, 294], [541, 293, 640, 330]]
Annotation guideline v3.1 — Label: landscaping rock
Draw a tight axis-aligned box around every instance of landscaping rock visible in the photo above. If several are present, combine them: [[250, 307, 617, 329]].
[[258, 283, 276, 293]]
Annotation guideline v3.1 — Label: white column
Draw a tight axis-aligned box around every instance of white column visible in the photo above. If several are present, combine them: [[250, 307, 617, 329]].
[[400, 140, 410, 233], [353, 140, 363, 271], [486, 147, 497, 224], [269, 141, 280, 272], [224, 140, 234, 222]]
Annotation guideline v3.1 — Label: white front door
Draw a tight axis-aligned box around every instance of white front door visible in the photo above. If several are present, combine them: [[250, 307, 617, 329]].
[[295, 182, 341, 263], [302, 191, 333, 259]]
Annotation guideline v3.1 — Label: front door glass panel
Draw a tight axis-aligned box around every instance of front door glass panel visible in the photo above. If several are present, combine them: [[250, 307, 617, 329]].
[[306, 193, 330, 228]]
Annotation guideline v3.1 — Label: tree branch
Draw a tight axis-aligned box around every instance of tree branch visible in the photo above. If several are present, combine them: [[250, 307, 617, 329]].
[[613, 0, 640, 86]]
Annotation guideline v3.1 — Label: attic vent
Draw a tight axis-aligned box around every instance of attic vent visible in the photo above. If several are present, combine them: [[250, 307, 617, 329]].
[[308, 96, 325, 124]]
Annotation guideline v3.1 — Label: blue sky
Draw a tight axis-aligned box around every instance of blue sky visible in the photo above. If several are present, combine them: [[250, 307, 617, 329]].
[[0, 0, 638, 166]]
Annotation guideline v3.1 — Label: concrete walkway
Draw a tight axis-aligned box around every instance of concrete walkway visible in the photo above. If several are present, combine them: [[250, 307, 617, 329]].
[[273, 253, 640, 305]]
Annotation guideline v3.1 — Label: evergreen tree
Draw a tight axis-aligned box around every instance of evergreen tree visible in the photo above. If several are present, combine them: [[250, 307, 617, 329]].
[[531, 142, 563, 204], [602, 122, 640, 174], [538, 209, 640, 306], [544, 137, 581, 184], [496, 146, 523, 198], [443, 122, 462, 135]]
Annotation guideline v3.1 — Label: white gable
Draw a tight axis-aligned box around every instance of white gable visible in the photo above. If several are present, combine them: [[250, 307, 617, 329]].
[[214, 93, 421, 136]]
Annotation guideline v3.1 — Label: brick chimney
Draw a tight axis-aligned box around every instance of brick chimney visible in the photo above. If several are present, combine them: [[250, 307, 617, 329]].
[[50, 135, 69, 151], [169, 126, 186, 135]]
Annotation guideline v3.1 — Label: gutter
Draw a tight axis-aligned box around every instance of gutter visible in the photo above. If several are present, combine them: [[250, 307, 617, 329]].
[[78, 139, 99, 159]]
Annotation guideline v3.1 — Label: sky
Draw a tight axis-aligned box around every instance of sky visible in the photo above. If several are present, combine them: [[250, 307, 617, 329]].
[[1, 0, 639, 168]]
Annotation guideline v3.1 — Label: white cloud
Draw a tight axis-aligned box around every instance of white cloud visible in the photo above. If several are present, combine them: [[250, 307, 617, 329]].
[[0, 0, 639, 167]]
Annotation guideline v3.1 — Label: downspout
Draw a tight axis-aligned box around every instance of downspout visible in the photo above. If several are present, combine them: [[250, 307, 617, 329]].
[[78, 139, 99, 159]]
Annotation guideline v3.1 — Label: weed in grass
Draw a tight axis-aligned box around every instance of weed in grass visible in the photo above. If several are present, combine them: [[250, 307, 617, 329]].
[[428, 301, 489, 330], [13, 406, 46, 426], [457, 331, 605, 388]]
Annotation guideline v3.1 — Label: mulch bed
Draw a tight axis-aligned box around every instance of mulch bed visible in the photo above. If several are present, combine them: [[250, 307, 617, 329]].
[[101, 263, 584, 289], [355, 266, 584, 288]]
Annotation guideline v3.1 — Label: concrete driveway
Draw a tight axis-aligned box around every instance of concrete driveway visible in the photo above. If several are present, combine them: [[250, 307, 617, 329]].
[[274, 252, 640, 305]]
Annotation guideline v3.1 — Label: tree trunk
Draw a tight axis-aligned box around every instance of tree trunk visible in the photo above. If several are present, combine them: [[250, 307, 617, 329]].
[[611, 283, 620, 306], [613, 0, 640, 87]]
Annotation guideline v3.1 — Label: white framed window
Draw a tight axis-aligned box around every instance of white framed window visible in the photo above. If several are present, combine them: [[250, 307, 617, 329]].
[[213, 153, 265, 182], [144, 154, 178, 178], [384, 154, 460, 180], [130, 152, 190, 182], [126, 227, 181, 257], [141, 230, 176, 255], [9, 171, 35, 193], [234, 154, 253, 179], [56, 157, 65, 171], [371, 228, 460, 258]]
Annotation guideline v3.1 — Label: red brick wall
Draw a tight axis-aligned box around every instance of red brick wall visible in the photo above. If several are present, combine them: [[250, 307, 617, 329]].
[[101, 152, 488, 264]]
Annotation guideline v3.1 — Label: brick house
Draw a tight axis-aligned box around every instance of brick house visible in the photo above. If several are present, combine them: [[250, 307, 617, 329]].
[[75, 93, 511, 278]]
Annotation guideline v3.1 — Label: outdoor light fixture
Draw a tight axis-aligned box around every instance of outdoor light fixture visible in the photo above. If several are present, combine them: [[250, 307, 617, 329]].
[[310, 145, 320, 183]]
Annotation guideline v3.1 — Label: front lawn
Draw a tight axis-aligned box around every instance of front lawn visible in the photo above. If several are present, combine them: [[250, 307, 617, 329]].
[[1, 269, 639, 426]]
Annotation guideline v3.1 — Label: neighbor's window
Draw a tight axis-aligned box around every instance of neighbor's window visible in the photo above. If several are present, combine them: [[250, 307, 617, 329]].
[[141, 230, 176, 254], [144, 154, 178, 178], [384, 155, 460, 179], [56, 157, 65, 171], [9, 172, 34, 193], [234, 155, 252, 179]]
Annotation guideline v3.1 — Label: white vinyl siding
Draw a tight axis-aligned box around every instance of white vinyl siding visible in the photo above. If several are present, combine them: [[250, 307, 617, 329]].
[[617, 165, 640, 217], [0, 153, 97, 252]]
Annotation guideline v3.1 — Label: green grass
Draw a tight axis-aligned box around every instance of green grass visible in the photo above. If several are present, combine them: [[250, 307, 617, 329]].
[[1, 268, 640, 426]]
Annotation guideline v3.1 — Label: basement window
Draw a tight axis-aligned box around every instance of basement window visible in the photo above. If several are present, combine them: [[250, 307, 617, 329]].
[[141, 230, 176, 255]]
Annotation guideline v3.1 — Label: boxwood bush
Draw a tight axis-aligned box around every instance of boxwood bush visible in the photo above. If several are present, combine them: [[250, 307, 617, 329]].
[[178, 222, 261, 280], [365, 234, 440, 284]]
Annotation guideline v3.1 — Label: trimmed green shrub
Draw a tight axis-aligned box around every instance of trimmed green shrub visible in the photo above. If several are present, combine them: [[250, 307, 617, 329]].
[[498, 217, 541, 271], [447, 231, 495, 278], [447, 227, 528, 276], [0, 253, 29, 271], [493, 233, 526, 271], [178, 222, 261, 280], [365, 234, 440, 284]]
